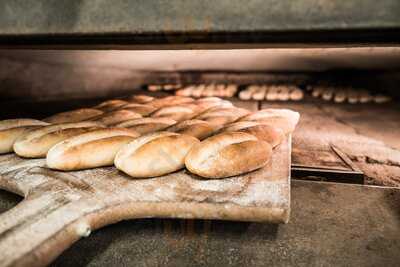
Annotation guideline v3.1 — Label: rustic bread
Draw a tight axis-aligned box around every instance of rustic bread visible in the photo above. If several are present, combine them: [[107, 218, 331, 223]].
[[196, 107, 250, 120], [93, 99, 128, 112], [167, 119, 218, 140], [0, 119, 49, 154], [94, 110, 142, 126], [43, 108, 104, 124], [222, 121, 284, 148], [127, 94, 155, 104], [116, 117, 176, 134], [151, 105, 195, 122], [13, 122, 102, 158], [241, 109, 300, 127], [185, 132, 272, 178], [115, 132, 200, 178], [150, 96, 194, 108], [47, 128, 140, 171], [119, 103, 157, 116]]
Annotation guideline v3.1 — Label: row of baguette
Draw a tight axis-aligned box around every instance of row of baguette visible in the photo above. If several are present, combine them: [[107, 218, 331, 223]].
[[0, 95, 299, 179]]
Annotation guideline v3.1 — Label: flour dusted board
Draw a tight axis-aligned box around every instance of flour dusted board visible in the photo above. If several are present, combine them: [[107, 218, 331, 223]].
[[0, 135, 291, 267]]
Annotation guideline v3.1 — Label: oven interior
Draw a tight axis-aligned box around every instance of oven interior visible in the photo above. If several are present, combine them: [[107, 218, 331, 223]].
[[0, 47, 399, 266]]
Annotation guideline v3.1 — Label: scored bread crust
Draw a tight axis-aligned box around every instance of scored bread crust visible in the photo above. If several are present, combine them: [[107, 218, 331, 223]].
[[115, 132, 200, 178], [150, 96, 194, 108], [0, 119, 49, 154], [119, 103, 157, 116], [167, 119, 218, 140], [94, 110, 142, 126], [222, 121, 284, 148], [151, 106, 195, 122], [93, 99, 128, 112], [127, 94, 155, 104], [115, 118, 177, 134], [185, 132, 272, 178], [47, 128, 140, 171], [13, 121, 103, 158], [43, 108, 104, 124]]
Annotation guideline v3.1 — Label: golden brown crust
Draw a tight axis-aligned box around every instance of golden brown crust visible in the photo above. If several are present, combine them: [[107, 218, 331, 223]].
[[47, 128, 139, 170], [150, 96, 194, 108], [115, 118, 177, 134], [94, 110, 142, 126], [115, 132, 200, 177], [44, 108, 104, 124], [127, 94, 155, 104], [167, 120, 218, 140], [151, 105, 195, 122], [93, 99, 128, 112], [119, 103, 157, 116], [185, 132, 272, 178], [13, 122, 102, 158]]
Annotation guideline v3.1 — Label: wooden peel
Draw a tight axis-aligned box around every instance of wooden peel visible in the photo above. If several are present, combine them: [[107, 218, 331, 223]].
[[0, 136, 291, 267]]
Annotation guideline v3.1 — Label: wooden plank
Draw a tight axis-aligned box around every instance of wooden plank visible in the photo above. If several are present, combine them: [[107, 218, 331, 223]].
[[0, 135, 291, 267]]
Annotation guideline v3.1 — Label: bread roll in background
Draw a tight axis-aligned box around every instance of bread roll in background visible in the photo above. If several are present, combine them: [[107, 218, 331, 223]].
[[196, 107, 250, 127], [94, 110, 142, 126], [116, 117, 176, 134], [93, 99, 128, 112], [119, 103, 157, 116], [115, 132, 200, 178], [13, 121, 103, 158], [0, 119, 49, 154], [167, 119, 218, 140], [47, 128, 140, 171], [127, 94, 155, 104], [44, 108, 104, 124], [185, 132, 272, 179]]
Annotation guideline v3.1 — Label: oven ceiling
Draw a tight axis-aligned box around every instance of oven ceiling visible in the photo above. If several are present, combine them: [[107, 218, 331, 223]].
[[0, 0, 400, 47]]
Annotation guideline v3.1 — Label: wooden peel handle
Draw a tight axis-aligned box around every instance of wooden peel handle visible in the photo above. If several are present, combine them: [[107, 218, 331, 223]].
[[0, 193, 93, 267]]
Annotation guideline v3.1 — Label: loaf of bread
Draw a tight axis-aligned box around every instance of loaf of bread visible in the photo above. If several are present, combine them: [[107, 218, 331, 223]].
[[43, 108, 104, 124], [119, 103, 157, 116], [222, 121, 284, 148], [240, 109, 300, 135], [13, 122, 102, 158], [151, 105, 195, 122], [115, 132, 200, 177], [150, 96, 194, 108], [196, 107, 250, 126], [94, 110, 142, 126], [127, 94, 155, 104], [47, 128, 140, 171], [167, 119, 218, 140], [116, 118, 176, 134], [93, 99, 128, 112], [0, 119, 49, 154], [185, 132, 272, 178]]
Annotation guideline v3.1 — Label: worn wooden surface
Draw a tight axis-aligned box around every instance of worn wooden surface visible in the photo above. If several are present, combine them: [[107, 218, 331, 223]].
[[262, 100, 400, 186], [0, 134, 290, 267]]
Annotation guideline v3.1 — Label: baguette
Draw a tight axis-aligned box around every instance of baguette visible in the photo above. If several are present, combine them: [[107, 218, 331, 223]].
[[43, 108, 103, 124], [13, 122, 103, 158], [151, 105, 195, 122], [222, 121, 284, 148], [93, 99, 128, 112], [47, 128, 140, 170], [116, 117, 176, 134], [0, 119, 49, 154], [196, 107, 250, 126], [150, 96, 194, 108], [127, 95, 155, 104], [241, 109, 300, 129], [94, 110, 142, 126], [119, 103, 157, 116], [115, 132, 200, 178], [185, 132, 272, 178], [167, 119, 218, 140]]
